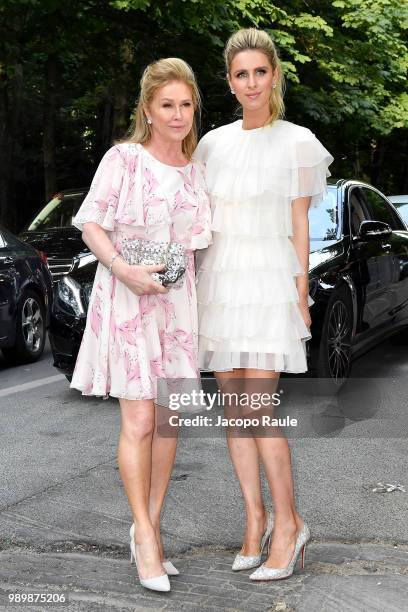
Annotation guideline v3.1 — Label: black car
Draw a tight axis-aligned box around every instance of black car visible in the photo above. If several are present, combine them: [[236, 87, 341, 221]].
[[49, 179, 408, 384], [0, 226, 53, 363], [20, 188, 89, 282]]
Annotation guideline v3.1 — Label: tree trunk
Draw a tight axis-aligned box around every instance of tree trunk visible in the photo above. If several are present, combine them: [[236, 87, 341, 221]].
[[43, 55, 57, 201]]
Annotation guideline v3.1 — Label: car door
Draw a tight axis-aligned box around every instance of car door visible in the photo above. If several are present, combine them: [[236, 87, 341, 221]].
[[362, 187, 408, 324], [0, 230, 17, 343], [348, 186, 387, 334]]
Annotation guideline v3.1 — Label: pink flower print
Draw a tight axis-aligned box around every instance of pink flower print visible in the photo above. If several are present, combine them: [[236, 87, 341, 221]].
[[178, 166, 197, 196], [185, 258, 194, 300], [173, 190, 196, 214], [160, 331, 175, 366], [163, 330, 196, 372], [109, 309, 122, 362], [90, 294, 102, 337], [117, 314, 143, 346], [124, 351, 141, 382], [156, 296, 175, 328], [95, 198, 108, 211], [127, 153, 139, 176], [84, 378, 94, 395], [169, 223, 178, 242], [192, 223, 204, 235], [150, 356, 165, 377], [174, 330, 196, 372], [139, 295, 156, 321], [143, 166, 158, 193], [111, 275, 117, 300]]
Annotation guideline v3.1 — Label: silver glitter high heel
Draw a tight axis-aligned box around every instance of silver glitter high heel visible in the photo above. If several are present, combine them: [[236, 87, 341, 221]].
[[249, 522, 310, 581], [232, 511, 274, 571]]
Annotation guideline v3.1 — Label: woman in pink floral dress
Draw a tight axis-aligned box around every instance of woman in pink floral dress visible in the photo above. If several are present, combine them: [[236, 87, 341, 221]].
[[70, 58, 211, 592]]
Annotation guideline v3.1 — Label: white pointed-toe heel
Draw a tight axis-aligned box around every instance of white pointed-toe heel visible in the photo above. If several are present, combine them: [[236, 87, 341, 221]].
[[162, 560, 180, 576], [129, 525, 170, 592], [232, 511, 274, 571], [249, 523, 310, 581], [130, 523, 179, 576]]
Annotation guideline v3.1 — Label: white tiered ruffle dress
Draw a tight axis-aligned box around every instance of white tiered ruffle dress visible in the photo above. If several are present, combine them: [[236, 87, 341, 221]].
[[194, 119, 333, 373]]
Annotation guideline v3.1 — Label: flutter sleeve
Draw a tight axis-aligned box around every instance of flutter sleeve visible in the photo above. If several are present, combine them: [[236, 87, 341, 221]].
[[293, 131, 334, 209], [73, 146, 125, 232], [192, 132, 212, 165]]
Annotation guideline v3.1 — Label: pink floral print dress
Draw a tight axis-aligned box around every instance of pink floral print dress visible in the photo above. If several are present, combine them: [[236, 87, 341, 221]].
[[70, 143, 212, 401]]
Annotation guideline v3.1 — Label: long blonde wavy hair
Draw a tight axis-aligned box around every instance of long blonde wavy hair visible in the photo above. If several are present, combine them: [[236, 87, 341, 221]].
[[121, 58, 201, 159], [224, 28, 285, 125]]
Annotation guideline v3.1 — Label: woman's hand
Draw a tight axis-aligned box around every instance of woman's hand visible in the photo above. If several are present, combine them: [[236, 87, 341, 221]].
[[298, 296, 311, 330], [113, 259, 168, 295]]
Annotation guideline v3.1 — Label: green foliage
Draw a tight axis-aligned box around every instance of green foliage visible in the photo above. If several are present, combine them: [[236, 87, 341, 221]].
[[1, 0, 408, 230]]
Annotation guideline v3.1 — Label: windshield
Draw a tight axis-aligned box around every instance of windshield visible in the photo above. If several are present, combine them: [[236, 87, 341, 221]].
[[308, 186, 338, 241], [395, 203, 408, 225], [27, 192, 86, 231]]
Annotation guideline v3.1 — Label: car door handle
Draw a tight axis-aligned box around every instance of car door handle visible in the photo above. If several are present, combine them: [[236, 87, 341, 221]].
[[381, 243, 391, 252]]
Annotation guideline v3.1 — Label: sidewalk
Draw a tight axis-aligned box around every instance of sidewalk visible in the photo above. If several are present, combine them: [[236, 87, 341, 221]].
[[1, 541, 407, 611], [1, 380, 408, 611]]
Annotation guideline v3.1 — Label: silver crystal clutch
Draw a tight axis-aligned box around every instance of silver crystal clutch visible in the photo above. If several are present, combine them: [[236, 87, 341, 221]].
[[120, 239, 187, 287]]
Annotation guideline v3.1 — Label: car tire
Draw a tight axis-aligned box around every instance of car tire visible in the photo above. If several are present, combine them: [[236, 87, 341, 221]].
[[316, 285, 353, 392], [2, 290, 46, 364]]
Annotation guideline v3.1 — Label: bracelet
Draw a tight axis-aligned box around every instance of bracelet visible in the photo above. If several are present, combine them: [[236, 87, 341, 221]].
[[108, 252, 121, 274]]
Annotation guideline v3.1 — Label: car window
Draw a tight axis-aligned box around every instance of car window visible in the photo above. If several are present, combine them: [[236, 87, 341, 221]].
[[28, 192, 86, 230], [362, 188, 403, 230], [395, 203, 408, 226], [0, 227, 21, 249], [308, 186, 338, 241], [348, 187, 371, 237]]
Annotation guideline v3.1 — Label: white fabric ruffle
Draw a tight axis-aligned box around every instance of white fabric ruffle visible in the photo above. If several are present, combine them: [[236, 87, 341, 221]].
[[195, 119, 333, 210]]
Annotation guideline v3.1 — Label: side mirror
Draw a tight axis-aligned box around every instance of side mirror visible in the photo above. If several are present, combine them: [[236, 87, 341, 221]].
[[358, 220, 392, 238]]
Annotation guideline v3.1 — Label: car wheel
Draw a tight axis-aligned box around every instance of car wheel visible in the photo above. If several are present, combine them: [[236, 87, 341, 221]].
[[2, 290, 46, 364], [316, 286, 353, 389]]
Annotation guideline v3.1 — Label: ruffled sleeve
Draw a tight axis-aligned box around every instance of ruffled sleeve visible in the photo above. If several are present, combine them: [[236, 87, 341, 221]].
[[193, 132, 213, 165], [73, 146, 125, 232], [293, 131, 333, 209], [189, 161, 212, 250]]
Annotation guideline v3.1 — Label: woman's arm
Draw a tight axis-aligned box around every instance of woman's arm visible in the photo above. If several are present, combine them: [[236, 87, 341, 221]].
[[291, 196, 311, 328], [82, 222, 167, 295]]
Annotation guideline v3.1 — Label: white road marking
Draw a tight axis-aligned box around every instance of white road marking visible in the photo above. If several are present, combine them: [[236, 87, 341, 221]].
[[0, 374, 66, 398]]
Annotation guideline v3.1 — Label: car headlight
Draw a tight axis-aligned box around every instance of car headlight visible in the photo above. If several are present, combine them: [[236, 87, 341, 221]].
[[57, 276, 85, 317]]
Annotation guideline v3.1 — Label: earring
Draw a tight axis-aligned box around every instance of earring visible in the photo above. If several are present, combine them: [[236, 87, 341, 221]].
[[230, 89, 235, 94], [147, 117, 152, 124], [272, 83, 277, 89]]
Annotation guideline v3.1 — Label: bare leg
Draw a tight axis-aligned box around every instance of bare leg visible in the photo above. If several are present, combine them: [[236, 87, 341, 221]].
[[216, 370, 267, 556], [243, 369, 303, 568], [118, 398, 164, 579], [149, 405, 179, 561]]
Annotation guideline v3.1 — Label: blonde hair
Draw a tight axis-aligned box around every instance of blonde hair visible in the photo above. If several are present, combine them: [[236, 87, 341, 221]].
[[121, 57, 201, 159], [224, 28, 285, 125]]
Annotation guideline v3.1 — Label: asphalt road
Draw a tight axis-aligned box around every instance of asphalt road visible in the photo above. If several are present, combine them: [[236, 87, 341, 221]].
[[0, 331, 407, 553]]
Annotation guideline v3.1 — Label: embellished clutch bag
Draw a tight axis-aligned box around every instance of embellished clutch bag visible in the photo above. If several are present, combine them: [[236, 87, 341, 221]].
[[120, 238, 187, 287]]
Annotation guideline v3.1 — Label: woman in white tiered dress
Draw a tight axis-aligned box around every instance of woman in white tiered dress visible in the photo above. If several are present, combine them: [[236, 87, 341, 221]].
[[195, 29, 333, 581]]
